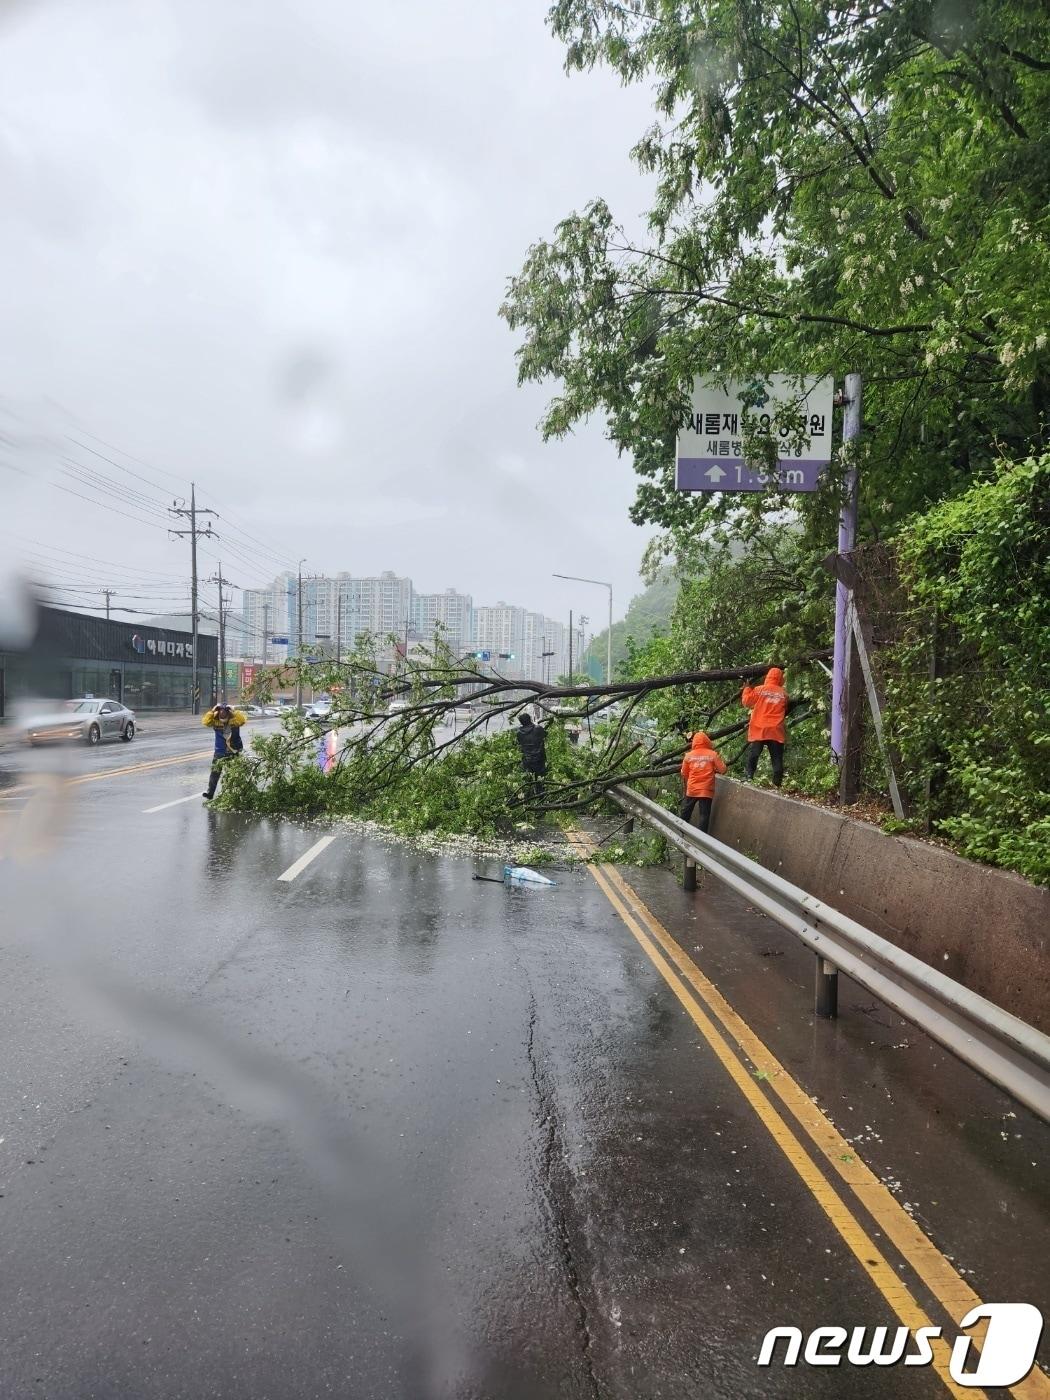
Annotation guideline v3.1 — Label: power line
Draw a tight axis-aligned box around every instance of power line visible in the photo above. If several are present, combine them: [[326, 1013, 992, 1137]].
[[5, 534, 188, 580], [207, 511, 298, 569], [32, 583, 192, 601], [39, 600, 196, 618], [45, 476, 173, 531], [11, 413, 303, 596], [58, 456, 172, 517], [63, 421, 295, 569], [66, 436, 189, 500], [198, 541, 279, 589], [61, 424, 190, 489]]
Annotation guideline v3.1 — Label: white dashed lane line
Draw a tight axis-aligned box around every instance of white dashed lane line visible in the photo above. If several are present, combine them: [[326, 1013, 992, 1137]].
[[276, 834, 338, 883], [143, 794, 204, 814]]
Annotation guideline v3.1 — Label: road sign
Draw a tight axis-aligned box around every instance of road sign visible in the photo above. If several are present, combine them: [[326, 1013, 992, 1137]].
[[270, 636, 289, 645], [676, 375, 834, 493]]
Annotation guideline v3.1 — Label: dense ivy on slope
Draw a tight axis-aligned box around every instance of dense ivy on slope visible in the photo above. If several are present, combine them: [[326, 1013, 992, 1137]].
[[888, 453, 1050, 882]]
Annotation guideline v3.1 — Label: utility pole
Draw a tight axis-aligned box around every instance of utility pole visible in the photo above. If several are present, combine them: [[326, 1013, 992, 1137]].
[[207, 562, 236, 702], [262, 601, 270, 667], [169, 484, 216, 714], [335, 590, 342, 665], [568, 609, 573, 681], [100, 588, 115, 621]]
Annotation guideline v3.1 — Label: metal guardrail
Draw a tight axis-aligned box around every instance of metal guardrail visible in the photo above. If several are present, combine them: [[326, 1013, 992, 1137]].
[[610, 785, 1050, 1124]]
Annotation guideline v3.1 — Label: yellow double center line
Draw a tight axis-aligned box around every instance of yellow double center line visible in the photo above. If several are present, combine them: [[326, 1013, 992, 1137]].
[[0, 751, 204, 800], [67, 750, 203, 785], [571, 830, 1049, 1400]]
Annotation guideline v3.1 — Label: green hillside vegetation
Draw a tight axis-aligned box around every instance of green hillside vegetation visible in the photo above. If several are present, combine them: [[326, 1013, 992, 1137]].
[[583, 568, 678, 678]]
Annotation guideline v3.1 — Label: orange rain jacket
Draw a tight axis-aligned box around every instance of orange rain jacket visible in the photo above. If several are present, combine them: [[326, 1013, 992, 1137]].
[[680, 731, 727, 798], [741, 667, 788, 743]]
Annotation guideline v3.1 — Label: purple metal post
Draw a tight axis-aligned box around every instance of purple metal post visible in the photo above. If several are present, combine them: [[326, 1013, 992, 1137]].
[[831, 373, 862, 761]]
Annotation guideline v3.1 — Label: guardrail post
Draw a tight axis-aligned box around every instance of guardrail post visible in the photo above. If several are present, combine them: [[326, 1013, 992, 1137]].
[[815, 957, 839, 1019], [682, 805, 698, 891]]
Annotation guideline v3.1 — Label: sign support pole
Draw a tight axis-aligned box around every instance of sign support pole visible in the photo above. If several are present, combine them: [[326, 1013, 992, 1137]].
[[831, 373, 861, 767]]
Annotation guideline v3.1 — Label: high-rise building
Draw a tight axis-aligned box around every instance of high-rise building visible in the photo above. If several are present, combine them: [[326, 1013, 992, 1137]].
[[240, 569, 590, 684], [241, 573, 294, 662], [541, 618, 568, 684], [348, 571, 414, 642], [274, 571, 414, 665], [413, 588, 473, 654], [522, 612, 547, 682], [473, 602, 527, 678]]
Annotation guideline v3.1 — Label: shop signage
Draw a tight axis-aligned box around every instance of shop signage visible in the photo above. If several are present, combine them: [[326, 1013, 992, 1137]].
[[130, 633, 193, 660]]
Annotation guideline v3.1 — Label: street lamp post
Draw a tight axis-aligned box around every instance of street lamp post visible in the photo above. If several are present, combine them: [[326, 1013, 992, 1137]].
[[553, 573, 613, 683], [296, 559, 307, 709]]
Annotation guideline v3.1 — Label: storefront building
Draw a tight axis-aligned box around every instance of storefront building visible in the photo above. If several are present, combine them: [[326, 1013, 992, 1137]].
[[0, 606, 218, 716]]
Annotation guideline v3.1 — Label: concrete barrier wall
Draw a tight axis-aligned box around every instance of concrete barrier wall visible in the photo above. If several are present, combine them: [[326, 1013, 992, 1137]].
[[709, 778, 1050, 1034]]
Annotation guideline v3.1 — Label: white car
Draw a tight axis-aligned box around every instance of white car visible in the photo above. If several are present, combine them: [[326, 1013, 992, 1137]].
[[305, 699, 332, 720], [25, 697, 136, 746]]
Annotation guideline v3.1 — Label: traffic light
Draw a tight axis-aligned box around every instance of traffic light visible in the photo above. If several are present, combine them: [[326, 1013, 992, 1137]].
[[472, 649, 491, 661], [498, 652, 515, 660]]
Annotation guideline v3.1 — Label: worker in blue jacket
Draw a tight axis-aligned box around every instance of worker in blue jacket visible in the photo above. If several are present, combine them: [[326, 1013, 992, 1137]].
[[202, 702, 247, 800]]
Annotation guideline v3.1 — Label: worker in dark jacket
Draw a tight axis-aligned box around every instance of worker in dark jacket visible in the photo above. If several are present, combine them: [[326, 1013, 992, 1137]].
[[516, 712, 548, 799], [202, 702, 247, 800]]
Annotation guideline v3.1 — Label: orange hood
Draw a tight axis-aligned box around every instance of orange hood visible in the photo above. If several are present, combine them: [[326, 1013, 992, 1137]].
[[765, 668, 784, 686], [690, 731, 712, 751]]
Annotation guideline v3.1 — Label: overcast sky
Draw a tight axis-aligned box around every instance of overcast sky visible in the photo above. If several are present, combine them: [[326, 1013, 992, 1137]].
[[0, 0, 657, 633]]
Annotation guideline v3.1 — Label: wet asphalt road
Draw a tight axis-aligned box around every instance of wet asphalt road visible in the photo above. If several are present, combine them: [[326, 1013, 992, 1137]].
[[0, 722, 1047, 1399]]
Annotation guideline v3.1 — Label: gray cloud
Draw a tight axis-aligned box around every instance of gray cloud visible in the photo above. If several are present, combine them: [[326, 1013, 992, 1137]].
[[0, 0, 655, 622]]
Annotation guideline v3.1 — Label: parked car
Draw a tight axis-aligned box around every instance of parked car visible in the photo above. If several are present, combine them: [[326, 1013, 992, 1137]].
[[304, 698, 332, 720], [263, 704, 282, 717], [386, 699, 411, 715], [25, 697, 136, 746], [243, 704, 267, 718]]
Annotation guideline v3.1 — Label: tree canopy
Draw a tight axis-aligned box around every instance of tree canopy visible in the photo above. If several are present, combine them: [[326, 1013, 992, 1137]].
[[501, 0, 1050, 549]]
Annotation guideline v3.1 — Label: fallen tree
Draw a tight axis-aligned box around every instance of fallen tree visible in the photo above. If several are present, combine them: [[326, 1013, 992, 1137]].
[[215, 641, 827, 835]]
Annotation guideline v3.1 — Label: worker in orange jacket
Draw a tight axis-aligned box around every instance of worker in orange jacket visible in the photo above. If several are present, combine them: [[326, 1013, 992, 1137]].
[[741, 666, 788, 786], [679, 731, 727, 834]]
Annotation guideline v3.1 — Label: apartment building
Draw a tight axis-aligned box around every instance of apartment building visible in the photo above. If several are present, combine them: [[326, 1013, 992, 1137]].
[[412, 588, 473, 654], [241, 574, 294, 662], [239, 570, 583, 683], [519, 616, 571, 683], [472, 602, 526, 678]]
